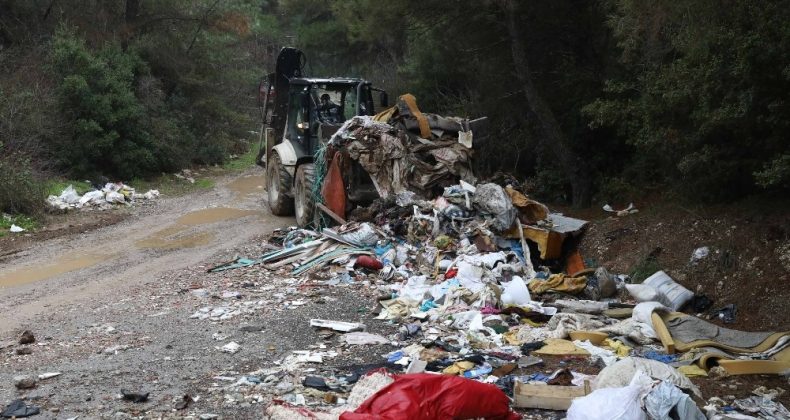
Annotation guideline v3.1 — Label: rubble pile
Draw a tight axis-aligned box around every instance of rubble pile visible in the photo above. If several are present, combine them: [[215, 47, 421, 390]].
[[192, 97, 789, 417], [47, 183, 159, 211], [201, 178, 790, 418]]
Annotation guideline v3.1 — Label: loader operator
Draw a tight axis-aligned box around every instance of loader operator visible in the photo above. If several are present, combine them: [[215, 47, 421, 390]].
[[318, 93, 342, 123]]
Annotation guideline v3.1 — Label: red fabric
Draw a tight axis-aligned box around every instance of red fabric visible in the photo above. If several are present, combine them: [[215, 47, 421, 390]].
[[340, 373, 520, 420], [445, 268, 458, 279], [321, 151, 346, 219], [354, 255, 383, 270]]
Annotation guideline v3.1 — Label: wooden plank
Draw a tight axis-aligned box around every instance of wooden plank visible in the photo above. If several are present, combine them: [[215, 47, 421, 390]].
[[652, 312, 676, 354], [316, 202, 346, 225], [718, 360, 790, 375], [513, 380, 591, 411]]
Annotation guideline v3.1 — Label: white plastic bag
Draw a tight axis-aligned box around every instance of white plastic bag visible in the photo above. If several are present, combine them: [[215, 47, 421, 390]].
[[567, 383, 648, 420], [626, 283, 661, 303], [59, 185, 81, 204], [501, 276, 531, 306], [79, 190, 105, 206], [105, 191, 126, 204], [643, 271, 693, 311], [595, 357, 701, 398]]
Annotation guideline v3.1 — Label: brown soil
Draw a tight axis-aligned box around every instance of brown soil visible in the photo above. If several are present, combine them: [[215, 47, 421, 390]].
[[0, 211, 129, 262], [573, 197, 790, 331]]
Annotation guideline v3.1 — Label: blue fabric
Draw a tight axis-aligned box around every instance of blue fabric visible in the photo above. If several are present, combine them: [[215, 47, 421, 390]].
[[643, 350, 678, 364]]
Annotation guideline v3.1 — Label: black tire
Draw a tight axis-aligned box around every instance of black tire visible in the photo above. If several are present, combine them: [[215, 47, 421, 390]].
[[294, 163, 316, 228], [267, 151, 294, 216]]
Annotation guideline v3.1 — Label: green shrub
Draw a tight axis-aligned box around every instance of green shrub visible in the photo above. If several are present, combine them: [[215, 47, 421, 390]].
[[51, 28, 157, 180]]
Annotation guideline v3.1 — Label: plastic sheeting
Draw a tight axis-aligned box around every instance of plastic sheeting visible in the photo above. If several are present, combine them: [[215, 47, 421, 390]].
[[339, 373, 520, 420], [594, 357, 701, 398], [567, 371, 652, 420], [473, 183, 516, 232], [644, 380, 706, 420]]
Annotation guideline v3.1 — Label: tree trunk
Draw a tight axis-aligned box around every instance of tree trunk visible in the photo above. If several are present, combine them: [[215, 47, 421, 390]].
[[501, 0, 592, 208]]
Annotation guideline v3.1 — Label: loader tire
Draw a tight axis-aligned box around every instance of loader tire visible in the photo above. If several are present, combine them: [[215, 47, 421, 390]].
[[267, 151, 294, 216], [294, 163, 316, 228]]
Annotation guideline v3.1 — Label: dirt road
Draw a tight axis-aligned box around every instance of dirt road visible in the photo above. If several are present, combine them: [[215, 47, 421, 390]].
[[0, 169, 403, 419], [0, 171, 288, 336]]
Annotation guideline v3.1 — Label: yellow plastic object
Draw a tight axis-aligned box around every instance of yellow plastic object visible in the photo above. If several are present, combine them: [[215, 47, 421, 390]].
[[569, 331, 608, 345], [398, 94, 431, 138], [603, 338, 632, 357], [533, 338, 590, 356], [677, 365, 708, 377], [528, 274, 587, 295], [442, 361, 475, 375]]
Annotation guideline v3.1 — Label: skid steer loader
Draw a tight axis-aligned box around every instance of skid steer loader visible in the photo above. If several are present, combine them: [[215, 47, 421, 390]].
[[256, 47, 388, 227]]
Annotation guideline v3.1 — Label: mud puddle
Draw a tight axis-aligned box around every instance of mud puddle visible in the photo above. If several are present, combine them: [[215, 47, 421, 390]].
[[227, 175, 265, 200], [0, 253, 110, 288], [136, 207, 260, 249]]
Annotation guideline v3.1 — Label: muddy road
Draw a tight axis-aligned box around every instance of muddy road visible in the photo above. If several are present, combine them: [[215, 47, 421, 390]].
[[0, 171, 289, 335], [0, 169, 404, 419]]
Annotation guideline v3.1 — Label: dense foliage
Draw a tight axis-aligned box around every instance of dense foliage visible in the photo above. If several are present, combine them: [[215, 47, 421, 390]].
[[0, 0, 787, 214]]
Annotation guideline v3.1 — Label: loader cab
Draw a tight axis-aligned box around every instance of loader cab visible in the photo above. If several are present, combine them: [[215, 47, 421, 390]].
[[286, 78, 375, 157]]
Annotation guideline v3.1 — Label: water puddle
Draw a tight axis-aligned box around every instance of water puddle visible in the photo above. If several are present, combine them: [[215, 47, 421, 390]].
[[0, 253, 109, 288], [227, 175, 265, 200], [135, 207, 260, 250], [176, 207, 260, 225], [136, 231, 214, 250]]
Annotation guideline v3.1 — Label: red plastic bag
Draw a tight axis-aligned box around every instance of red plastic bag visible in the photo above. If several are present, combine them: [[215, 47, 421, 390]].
[[355, 255, 383, 270], [340, 373, 520, 420]]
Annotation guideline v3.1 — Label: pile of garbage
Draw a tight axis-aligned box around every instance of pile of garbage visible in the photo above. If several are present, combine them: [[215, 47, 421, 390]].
[[208, 176, 789, 418], [201, 96, 789, 418], [47, 183, 159, 211], [326, 93, 479, 199]]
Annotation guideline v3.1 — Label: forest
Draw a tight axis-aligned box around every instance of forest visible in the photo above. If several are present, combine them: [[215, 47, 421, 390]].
[[1, 0, 788, 216]]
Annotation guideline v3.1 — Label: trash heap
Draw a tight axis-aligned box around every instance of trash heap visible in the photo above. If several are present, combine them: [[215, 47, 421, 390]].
[[47, 183, 159, 210], [326, 108, 477, 199], [201, 97, 789, 418], [205, 174, 790, 419]]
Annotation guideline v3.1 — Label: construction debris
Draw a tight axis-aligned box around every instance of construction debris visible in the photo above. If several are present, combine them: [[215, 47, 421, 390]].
[[184, 98, 790, 418], [47, 182, 159, 210]]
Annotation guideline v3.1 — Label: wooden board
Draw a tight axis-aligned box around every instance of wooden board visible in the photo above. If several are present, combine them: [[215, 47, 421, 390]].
[[652, 312, 676, 354], [513, 380, 591, 411], [503, 225, 564, 260], [718, 360, 790, 375]]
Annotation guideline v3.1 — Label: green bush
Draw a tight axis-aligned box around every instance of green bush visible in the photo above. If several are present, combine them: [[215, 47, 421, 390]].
[[51, 29, 158, 180]]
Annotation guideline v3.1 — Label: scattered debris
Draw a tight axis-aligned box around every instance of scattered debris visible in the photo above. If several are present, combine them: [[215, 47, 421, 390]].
[[38, 372, 61, 380], [47, 183, 159, 211], [218, 342, 241, 354], [120, 389, 149, 403], [602, 203, 638, 216], [18, 330, 34, 345], [174, 394, 194, 410], [13, 375, 36, 389], [0, 400, 40, 418], [310, 319, 366, 333]]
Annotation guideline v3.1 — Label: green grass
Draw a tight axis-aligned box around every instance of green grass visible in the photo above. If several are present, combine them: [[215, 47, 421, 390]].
[[44, 179, 93, 196], [222, 146, 258, 171], [194, 178, 215, 188], [130, 172, 216, 198], [0, 213, 37, 237]]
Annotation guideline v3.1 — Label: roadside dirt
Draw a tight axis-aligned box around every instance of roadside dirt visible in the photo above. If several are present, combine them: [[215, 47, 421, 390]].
[[0, 169, 289, 335]]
